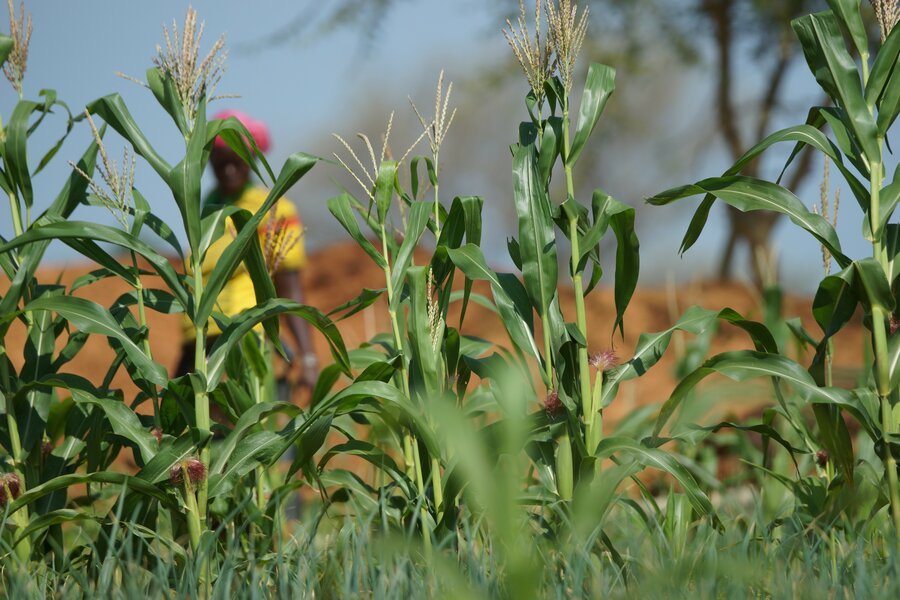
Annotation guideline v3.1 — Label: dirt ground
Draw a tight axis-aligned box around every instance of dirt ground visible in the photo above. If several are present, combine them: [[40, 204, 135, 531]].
[[2, 241, 866, 443]]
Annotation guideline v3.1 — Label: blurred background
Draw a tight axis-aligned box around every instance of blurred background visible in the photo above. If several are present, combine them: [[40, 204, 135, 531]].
[[1, 0, 894, 292]]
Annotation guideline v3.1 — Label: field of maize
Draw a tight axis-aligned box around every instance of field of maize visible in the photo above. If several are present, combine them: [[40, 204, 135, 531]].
[[2, 0, 900, 597]]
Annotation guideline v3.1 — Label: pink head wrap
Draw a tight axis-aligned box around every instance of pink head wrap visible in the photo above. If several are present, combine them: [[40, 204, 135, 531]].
[[212, 109, 271, 153]]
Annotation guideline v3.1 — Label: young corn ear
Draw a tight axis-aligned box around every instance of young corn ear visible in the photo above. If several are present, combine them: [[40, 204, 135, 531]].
[[0, 472, 21, 506], [169, 458, 207, 488], [588, 349, 618, 371]]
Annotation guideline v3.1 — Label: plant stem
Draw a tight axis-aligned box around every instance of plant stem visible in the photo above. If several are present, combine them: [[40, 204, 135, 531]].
[[183, 470, 202, 552], [588, 370, 604, 456], [540, 308, 553, 387], [569, 218, 591, 429], [379, 222, 432, 552], [130, 251, 160, 427], [8, 191, 24, 238], [562, 101, 593, 449], [192, 261, 210, 523], [431, 456, 443, 522], [250, 364, 267, 518], [869, 154, 900, 539], [3, 393, 31, 562]]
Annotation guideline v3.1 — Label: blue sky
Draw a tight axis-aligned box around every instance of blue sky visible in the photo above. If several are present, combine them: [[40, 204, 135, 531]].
[[1, 1, 890, 291]]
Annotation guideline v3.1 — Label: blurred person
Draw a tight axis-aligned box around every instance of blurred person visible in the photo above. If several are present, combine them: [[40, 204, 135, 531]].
[[174, 109, 319, 393]]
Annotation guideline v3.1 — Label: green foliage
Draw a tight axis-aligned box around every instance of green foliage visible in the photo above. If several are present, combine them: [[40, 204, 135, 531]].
[[1, 1, 899, 596], [649, 0, 900, 545]]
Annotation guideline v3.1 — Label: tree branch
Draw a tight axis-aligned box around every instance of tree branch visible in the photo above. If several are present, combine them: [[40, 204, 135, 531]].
[[705, 0, 744, 160], [754, 34, 792, 144]]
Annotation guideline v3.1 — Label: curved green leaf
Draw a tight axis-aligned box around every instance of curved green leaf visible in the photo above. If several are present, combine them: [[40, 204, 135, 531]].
[[207, 430, 282, 498], [169, 100, 207, 257], [513, 142, 557, 315], [137, 433, 196, 485], [865, 20, 900, 108], [538, 116, 562, 184], [327, 287, 385, 321], [390, 201, 431, 307], [206, 112, 276, 184], [4, 100, 39, 210], [24, 295, 167, 387], [13, 509, 99, 548], [726, 123, 867, 211], [448, 245, 543, 371], [593, 436, 719, 527], [602, 306, 776, 408], [608, 198, 639, 337], [825, 0, 869, 64], [69, 389, 158, 463], [209, 401, 299, 476], [647, 175, 849, 268], [0, 220, 189, 310], [569, 63, 615, 166], [856, 256, 895, 312], [0, 34, 12, 66], [86, 94, 171, 179], [375, 160, 398, 223], [7, 472, 174, 516], [205, 299, 349, 389], [319, 440, 415, 498], [792, 13, 880, 162], [654, 350, 868, 437], [328, 193, 387, 268], [813, 265, 858, 337], [0, 139, 101, 327], [889, 333, 900, 391]]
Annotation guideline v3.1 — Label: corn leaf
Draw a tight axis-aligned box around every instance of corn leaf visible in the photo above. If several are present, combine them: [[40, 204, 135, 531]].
[[648, 175, 849, 269], [24, 295, 167, 388], [86, 94, 171, 179], [593, 436, 719, 529], [792, 13, 880, 163], [205, 299, 349, 389], [448, 245, 544, 377], [513, 142, 557, 316], [569, 63, 615, 167], [328, 193, 388, 268]]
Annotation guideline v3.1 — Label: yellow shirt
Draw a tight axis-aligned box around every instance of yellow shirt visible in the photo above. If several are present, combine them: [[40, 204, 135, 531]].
[[182, 185, 306, 339]]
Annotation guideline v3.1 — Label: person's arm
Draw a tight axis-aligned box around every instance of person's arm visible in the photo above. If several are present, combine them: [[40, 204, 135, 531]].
[[274, 268, 319, 389]]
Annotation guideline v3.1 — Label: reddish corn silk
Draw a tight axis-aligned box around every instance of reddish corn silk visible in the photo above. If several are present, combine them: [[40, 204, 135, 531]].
[[0, 473, 21, 506], [151, 428, 163, 445], [815, 449, 829, 468], [544, 390, 562, 417], [41, 440, 53, 459], [891, 314, 899, 335], [588, 349, 618, 371], [169, 458, 207, 487]]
